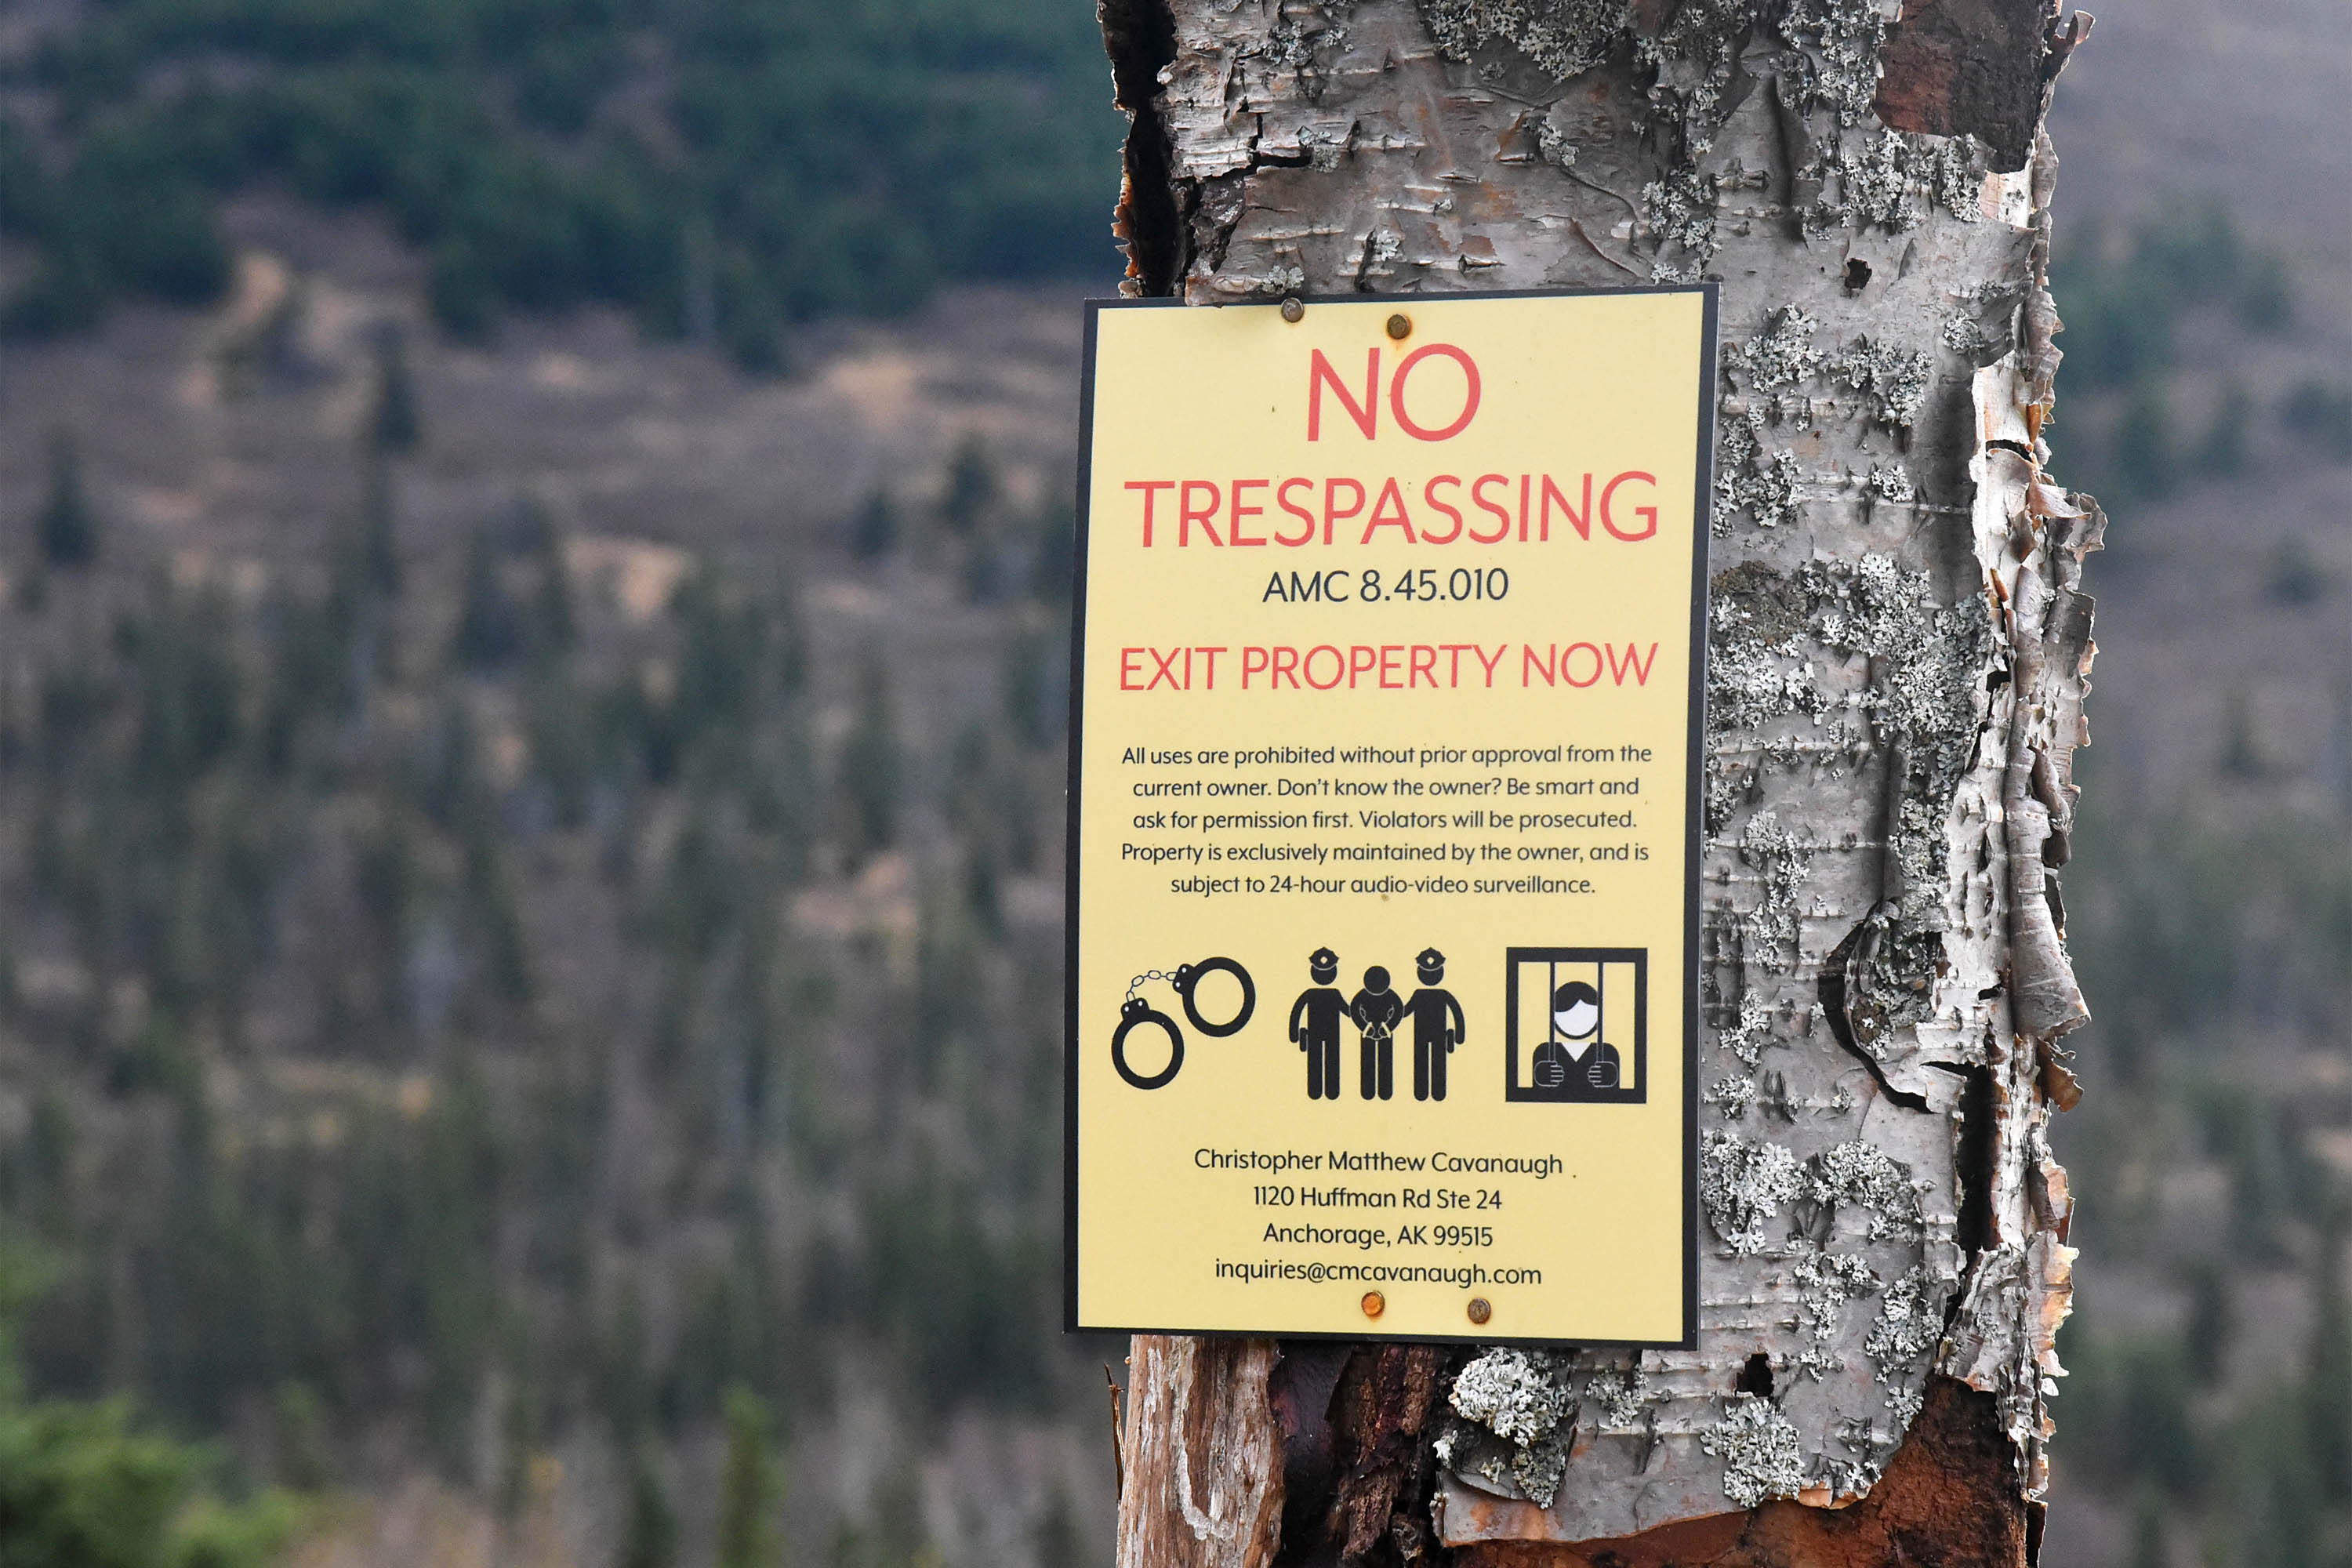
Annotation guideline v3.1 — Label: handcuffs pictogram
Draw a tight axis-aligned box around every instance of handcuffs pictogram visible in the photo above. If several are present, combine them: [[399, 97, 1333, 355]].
[[1110, 956, 1256, 1090]]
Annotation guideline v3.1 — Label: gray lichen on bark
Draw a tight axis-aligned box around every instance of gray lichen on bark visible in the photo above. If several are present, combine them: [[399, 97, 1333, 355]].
[[1105, 0, 2093, 1548], [1436, 1348, 1580, 1506]]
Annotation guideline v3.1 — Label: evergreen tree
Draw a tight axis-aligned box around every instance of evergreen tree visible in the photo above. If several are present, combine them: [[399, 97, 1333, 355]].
[[37, 430, 98, 568], [358, 455, 402, 600], [368, 323, 421, 454], [2194, 383, 2249, 477], [1033, 1486, 1084, 1568], [463, 812, 532, 1003], [530, 525, 576, 663], [2307, 1219, 2352, 1501], [2281, 380, 2352, 459], [836, 660, 900, 858], [2183, 1264, 2230, 1386], [273, 1382, 333, 1491], [452, 528, 524, 670], [0, 1242, 303, 1568], [1030, 501, 1076, 603], [939, 435, 996, 536], [850, 488, 898, 561], [2219, 686, 2265, 780], [2129, 1492, 2164, 1568], [619, 1444, 679, 1568], [2264, 535, 2331, 606], [2114, 379, 2179, 502], [2234, 250, 2294, 333], [714, 1387, 779, 1568]]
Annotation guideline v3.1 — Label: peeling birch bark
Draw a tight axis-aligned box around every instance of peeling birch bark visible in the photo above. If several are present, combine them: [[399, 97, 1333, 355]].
[[1100, 0, 2093, 1559], [1116, 1335, 1287, 1567]]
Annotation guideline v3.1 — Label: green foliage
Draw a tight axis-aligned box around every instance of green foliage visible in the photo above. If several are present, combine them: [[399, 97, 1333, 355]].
[[837, 660, 901, 859], [866, 1152, 1050, 1412], [0, 1237, 303, 1568], [2309, 1230, 2352, 1502], [1029, 503, 1076, 604], [2220, 1386, 2328, 1566], [2129, 1493, 2164, 1568], [715, 1387, 780, 1568], [620, 1443, 680, 1568], [169, 1492, 308, 1568], [2194, 383, 2249, 477], [2111, 380, 2179, 503], [2217, 685, 2264, 780], [3, 0, 1123, 339], [2267, 535, 2333, 607], [851, 490, 899, 562], [2058, 1325, 2202, 1494], [940, 435, 998, 537], [452, 528, 526, 670], [38, 432, 100, 570], [0, 386, 1076, 1533], [270, 1384, 332, 1492], [1002, 626, 1069, 750], [2067, 798, 2352, 1062], [2283, 380, 2352, 459], [354, 456, 403, 600], [2183, 1263, 2230, 1386], [2198, 1084, 2321, 1258], [0, 1398, 198, 1568], [2052, 201, 2298, 395], [116, 587, 244, 789], [368, 325, 422, 454]]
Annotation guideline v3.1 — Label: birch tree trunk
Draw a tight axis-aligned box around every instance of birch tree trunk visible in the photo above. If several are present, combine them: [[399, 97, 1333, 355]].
[[1100, 1, 2096, 1562]]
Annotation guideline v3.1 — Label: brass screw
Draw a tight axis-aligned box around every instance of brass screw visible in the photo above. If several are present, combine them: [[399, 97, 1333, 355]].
[[1361, 1290, 1385, 1318], [1386, 312, 1412, 340], [1466, 1297, 1492, 1325], [1279, 296, 1305, 323]]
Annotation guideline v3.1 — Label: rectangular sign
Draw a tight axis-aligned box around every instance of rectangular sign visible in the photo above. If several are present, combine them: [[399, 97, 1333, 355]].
[[1065, 288, 1715, 1345]]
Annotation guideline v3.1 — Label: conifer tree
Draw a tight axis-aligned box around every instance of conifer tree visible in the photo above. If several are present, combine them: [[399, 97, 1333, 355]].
[[368, 322, 421, 454], [938, 435, 996, 536], [715, 1387, 780, 1568], [2307, 1217, 2352, 1501], [453, 528, 524, 670], [36, 430, 97, 569], [358, 454, 402, 601], [619, 1443, 679, 1568], [851, 488, 898, 561], [836, 659, 899, 859]]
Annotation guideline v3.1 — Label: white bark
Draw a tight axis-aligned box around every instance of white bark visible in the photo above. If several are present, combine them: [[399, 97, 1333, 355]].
[[1102, 0, 2093, 1552]]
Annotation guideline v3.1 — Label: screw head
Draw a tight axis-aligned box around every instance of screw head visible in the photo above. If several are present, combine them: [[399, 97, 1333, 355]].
[[1361, 1290, 1385, 1318], [1279, 296, 1305, 323], [1385, 312, 1412, 340], [1466, 1297, 1492, 1325]]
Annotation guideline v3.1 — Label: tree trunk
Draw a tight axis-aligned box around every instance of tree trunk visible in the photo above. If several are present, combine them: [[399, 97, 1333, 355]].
[[1098, 0, 2095, 1562]]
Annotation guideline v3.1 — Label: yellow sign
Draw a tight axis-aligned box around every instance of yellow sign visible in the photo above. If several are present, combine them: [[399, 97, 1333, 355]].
[[1065, 289, 1716, 1345]]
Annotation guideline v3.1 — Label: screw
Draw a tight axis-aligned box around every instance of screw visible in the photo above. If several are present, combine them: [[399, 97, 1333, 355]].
[[1386, 312, 1412, 340], [1361, 1290, 1385, 1318], [1466, 1297, 1492, 1325], [1280, 296, 1305, 323]]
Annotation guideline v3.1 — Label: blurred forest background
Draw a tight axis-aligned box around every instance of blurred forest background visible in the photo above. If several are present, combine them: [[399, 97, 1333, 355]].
[[0, 0, 2343, 1565]]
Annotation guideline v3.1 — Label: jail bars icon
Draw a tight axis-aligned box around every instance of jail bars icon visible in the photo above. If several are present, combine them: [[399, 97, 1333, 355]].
[[1504, 947, 1647, 1104]]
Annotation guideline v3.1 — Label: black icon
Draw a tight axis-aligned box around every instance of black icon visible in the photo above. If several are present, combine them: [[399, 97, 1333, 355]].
[[1288, 948, 1347, 1100], [1109, 957, 1256, 1091], [1404, 947, 1467, 1102], [1351, 966, 1404, 1100], [1174, 957, 1254, 1037], [1112, 997, 1183, 1091], [1504, 947, 1646, 1103]]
